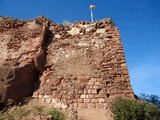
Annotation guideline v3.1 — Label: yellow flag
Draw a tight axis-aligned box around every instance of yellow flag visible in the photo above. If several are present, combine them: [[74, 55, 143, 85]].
[[89, 5, 96, 10]]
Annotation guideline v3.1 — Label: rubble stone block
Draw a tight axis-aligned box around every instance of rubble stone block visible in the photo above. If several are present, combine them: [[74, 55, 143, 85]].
[[93, 86, 99, 89], [51, 99, 58, 104], [91, 89, 97, 94], [54, 103, 62, 108], [80, 94, 86, 99], [90, 78, 97, 82], [84, 99, 91, 103], [43, 95, 50, 99], [98, 98, 105, 103], [38, 99, 45, 103], [78, 98, 84, 103], [95, 82, 100, 85], [88, 94, 94, 99], [73, 103, 78, 108], [78, 103, 87, 108], [87, 103, 96, 108], [38, 95, 43, 99], [45, 98, 52, 104], [32, 98, 38, 102], [87, 81, 95, 86], [87, 89, 92, 94], [96, 103, 105, 108], [91, 99, 98, 103]]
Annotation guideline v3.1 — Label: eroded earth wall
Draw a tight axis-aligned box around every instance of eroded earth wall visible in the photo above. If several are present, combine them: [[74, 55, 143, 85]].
[[0, 16, 50, 104]]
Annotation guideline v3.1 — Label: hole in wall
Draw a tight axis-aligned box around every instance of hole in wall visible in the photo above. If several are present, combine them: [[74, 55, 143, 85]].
[[106, 81, 110, 86], [106, 93, 110, 97], [97, 88, 102, 94]]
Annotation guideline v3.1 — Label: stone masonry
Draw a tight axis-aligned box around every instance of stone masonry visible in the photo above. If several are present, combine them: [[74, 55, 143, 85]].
[[0, 16, 134, 119], [32, 18, 134, 110]]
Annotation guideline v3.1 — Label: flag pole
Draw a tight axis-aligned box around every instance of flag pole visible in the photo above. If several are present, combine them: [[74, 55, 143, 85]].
[[89, 5, 96, 22], [90, 9, 93, 22]]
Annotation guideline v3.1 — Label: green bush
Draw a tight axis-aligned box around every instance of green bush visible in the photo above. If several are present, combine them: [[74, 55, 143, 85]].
[[110, 98, 160, 120], [48, 108, 65, 120]]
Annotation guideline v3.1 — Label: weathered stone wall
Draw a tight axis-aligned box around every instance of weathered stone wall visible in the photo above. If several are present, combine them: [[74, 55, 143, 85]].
[[32, 18, 134, 110], [0, 16, 134, 119], [0, 16, 50, 104]]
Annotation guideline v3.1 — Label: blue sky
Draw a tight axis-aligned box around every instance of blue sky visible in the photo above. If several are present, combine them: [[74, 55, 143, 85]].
[[0, 0, 160, 96]]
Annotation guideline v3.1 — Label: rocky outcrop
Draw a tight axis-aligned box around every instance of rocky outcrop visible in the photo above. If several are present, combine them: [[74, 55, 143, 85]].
[[0, 16, 51, 104], [0, 16, 134, 119]]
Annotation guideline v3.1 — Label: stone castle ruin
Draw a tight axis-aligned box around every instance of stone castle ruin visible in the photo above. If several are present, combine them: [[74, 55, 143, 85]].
[[0, 16, 134, 119]]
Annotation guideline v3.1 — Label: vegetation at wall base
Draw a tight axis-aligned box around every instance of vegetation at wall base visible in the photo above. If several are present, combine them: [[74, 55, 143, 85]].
[[0, 101, 66, 120], [110, 98, 160, 120], [48, 108, 65, 120]]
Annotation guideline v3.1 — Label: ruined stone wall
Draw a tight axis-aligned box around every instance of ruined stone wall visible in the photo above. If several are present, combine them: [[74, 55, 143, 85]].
[[0, 16, 134, 119], [32, 18, 134, 110]]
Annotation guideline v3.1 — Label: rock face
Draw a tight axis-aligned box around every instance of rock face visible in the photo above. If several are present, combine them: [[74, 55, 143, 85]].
[[0, 16, 50, 104], [0, 16, 134, 119]]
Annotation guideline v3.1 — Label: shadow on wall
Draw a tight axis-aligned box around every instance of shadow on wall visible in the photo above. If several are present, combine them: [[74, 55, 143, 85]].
[[0, 63, 40, 107]]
